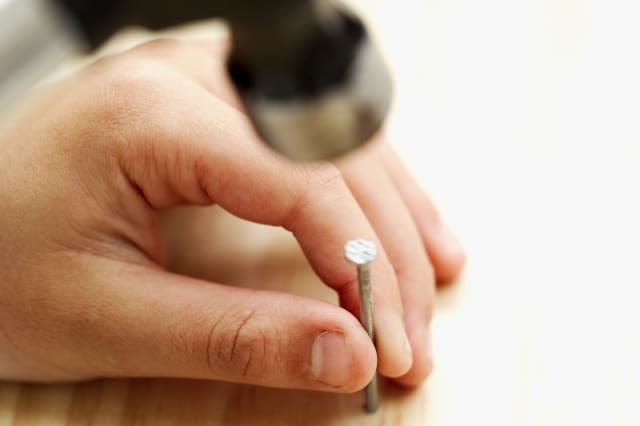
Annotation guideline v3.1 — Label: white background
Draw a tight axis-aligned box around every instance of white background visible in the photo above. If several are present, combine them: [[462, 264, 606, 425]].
[[348, 0, 640, 424]]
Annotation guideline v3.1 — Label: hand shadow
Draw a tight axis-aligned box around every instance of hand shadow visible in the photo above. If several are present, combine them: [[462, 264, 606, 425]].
[[156, 205, 336, 302]]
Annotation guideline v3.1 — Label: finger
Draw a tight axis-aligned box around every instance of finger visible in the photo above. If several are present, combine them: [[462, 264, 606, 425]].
[[338, 143, 435, 386], [379, 144, 466, 284], [68, 259, 376, 392], [111, 78, 413, 377]]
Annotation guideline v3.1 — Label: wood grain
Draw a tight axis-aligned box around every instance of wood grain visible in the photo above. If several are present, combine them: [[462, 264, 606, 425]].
[[1, 377, 432, 426]]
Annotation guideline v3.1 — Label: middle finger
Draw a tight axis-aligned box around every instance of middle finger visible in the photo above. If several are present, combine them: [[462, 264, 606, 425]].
[[337, 141, 436, 386]]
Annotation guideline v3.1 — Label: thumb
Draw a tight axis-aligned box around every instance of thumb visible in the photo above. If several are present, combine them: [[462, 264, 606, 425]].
[[81, 262, 376, 392]]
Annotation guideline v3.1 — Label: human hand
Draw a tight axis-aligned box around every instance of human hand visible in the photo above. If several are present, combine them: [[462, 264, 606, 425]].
[[0, 39, 464, 390]]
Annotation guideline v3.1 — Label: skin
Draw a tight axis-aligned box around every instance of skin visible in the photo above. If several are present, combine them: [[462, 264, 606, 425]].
[[0, 39, 465, 392]]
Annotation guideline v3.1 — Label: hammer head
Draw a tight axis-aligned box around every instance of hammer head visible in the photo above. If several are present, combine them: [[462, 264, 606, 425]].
[[227, 2, 393, 161]]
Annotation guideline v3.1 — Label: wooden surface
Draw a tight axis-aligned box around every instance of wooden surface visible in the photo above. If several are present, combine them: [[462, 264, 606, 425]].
[[2, 0, 640, 424]]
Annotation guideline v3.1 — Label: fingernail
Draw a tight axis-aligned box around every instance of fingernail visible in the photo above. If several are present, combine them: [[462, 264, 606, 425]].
[[375, 314, 413, 377], [424, 327, 435, 376], [310, 332, 352, 387], [392, 315, 414, 369], [403, 326, 413, 355], [437, 224, 464, 257]]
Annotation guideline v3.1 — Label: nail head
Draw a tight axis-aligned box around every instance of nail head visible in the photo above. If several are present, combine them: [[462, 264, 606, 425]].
[[344, 239, 377, 265]]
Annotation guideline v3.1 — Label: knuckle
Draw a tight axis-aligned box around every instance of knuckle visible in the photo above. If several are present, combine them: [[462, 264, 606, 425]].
[[408, 189, 441, 224], [104, 62, 166, 112], [308, 164, 345, 194], [92, 60, 182, 168], [283, 164, 347, 230], [131, 38, 184, 57], [205, 308, 271, 380], [86, 59, 169, 138]]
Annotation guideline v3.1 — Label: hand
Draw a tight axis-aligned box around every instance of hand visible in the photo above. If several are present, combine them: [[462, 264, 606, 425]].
[[0, 39, 464, 390]]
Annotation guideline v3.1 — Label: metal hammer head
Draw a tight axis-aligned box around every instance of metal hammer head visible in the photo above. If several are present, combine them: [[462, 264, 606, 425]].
[[227, 1, 393, 162]]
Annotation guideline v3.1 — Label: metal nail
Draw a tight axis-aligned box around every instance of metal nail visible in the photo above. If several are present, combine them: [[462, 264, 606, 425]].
[[344, 239, 379, 413]]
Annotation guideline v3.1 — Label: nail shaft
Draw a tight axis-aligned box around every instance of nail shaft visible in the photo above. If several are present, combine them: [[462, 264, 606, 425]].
[[358, 263, 379, 413], [344, 239, 379, 413]]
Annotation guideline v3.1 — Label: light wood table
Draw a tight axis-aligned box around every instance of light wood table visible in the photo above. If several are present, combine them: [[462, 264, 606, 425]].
[[0, 206, 451, 426], [2, 0, 640, 423]]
